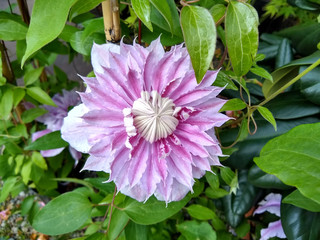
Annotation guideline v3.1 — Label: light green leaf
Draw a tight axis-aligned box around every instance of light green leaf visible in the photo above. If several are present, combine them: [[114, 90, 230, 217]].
[[22, 0, 78, 66], [181, 5, 216, 82], [106, 209, 129, 240], [150, 0, 173, 34], [257, 106, 277, 131], [31, 151, 48, 170], [0, 19, 27, 40], [220, 98, 246, 112], [123, 195, 190, 225], [13, 88, 25, 107], [254, 122, 320, 205], [24, 67, 44, 86], [26, 87, 56, 106], [124, 221, 148, 240], [32, 192, 92, 235], [225, 1, 259, 76], [0, 176, 18, 203], [132, 0, 152, 31], [283, 189, 320, 212], [177, 221, 217, 240], [186, 204, 216, 220], [0, 88, 13, 120], [58, 24, 79, 42], [209, 4, 226, 24], [69, 0, 104, 21], [250, 65, 273, 81], [25, 130, 68, 151]]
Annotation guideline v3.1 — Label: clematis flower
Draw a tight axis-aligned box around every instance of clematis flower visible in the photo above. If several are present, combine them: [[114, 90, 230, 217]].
[[254, 193, 286, 240], [61, 37, 230, 203], [33, 90, 82, 162]]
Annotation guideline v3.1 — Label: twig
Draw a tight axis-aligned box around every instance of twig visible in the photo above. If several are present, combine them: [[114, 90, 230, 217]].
[[106, 187, 117, 234], [138, 19, 141, 44], [217, 46, 228, 69]]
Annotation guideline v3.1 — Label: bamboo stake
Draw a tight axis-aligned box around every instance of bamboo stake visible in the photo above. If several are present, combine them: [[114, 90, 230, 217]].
[[102, 0, 121, 42]]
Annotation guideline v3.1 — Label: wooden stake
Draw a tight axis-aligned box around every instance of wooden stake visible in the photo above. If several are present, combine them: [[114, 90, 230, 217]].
[[102, 0, 121, 42]]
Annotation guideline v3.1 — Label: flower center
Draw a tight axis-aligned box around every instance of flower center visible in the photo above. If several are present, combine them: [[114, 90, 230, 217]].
[[132, 91, 179, 143]]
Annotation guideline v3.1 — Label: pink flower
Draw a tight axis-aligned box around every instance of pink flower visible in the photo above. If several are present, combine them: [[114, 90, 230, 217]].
[[61, 38, 229, 203], [254, 193, 286, 240], [33, 90, 82, 162]]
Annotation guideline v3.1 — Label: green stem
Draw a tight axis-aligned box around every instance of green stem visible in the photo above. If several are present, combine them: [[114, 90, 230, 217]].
[[53, 178, 94, 191], [259, 58, 320, 106]]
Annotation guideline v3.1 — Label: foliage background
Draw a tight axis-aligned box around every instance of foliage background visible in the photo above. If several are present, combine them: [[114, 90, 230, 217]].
[[0, 0, 320, 239]]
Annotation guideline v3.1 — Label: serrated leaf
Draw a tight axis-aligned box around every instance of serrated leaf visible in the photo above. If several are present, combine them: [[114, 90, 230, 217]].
[[225, 1, 259, 76], [22, 0, 78, 66], [283, 190, 320, 212], [181, 5, 216, 82], [32, 192, 92, 235], [132, 0, 152, 31], [255, 122, 320, 205], [26, 87, 56, 106], [25, 130, 68, 151], [257, 106, 277, 131], [220, 98, 246, 112]]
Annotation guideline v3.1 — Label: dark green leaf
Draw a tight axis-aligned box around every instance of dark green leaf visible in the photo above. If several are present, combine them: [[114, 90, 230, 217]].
[[132, 0, 152, 31], [281, 203, 320, 240], [22, 0, 78, 66], [177, 221, 217, 240], [255, 123, 320, 205], [181, 5, 216, 82], [150, 0, 173, 34], [25, 130, 68, 151], [283, 190, 320, 212], [225, 1, 259, 76], [84, 178, 115, 194], [213, 71, 238, 90], [248, 164, 291, 189], [220, 98, 246, 112], [106, 208, 129, 240], [257, 106, 277, 131], [275, 38, 293, 68], [32, 192, 92, 235], [300, 66, 320, 105], [26, 87, 56, 106]]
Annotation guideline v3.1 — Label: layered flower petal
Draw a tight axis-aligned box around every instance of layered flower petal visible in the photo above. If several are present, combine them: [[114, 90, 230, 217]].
[[61, 37, 230, 203]]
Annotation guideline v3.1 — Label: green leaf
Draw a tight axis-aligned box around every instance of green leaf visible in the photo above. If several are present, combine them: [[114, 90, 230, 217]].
[[21, 196, 35, 216], [225, 1, 259, 76], [181, 5, 216, 82], [213, 71, 238, 90], [209, 4, 226, 24], [26, 87, 56, 106], [132, 0, 152, 31], [283, 190, 320, 212], [125, 221, 148, 240], [275, 38, 293, 68], [186, 204, 216, 220], [248, 164, 291, 189], [265, 91, 320, 120], [257, 106, 277, 131], [69, 0, 104, 21], [150, 0, 173, 34], [106, 208, 129, 240], [0, 18, 27, 40], [24, 67, 44, 86], [0, 88, 13, 120], [12, 88, 25, 107], [31, 151, 48, 170], [177, 221, 217, 240], [0, 176, 18, 203], [300, 66, 320, 105], [122, 195, 190, 225], [255, 122, 320, 205], [32, 192, 92, 235], [250, 65, 273, 81], [25, 130, 68, 151], [22, 0, 78, 66], [21, 108, 47, 123], [281, 203, 320, 240], [205, 187, 229, 199], [220, 98, 246, 112], [58, 24, 79, 42]]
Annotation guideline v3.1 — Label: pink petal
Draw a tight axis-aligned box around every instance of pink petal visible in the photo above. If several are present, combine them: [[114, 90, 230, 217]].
[[175, 123, 215, 146], [91, 42, 120, 74], [254, 193, 282, 217], [41, 148, 64, 157], [82, 109, 124, 127], [260, 220, 286, 240], [197, 70, 219, 88], [69, 146, 82, 163], [174, 89, 213, 106], [82, 155, 111, 172], [169, 71, 197, 101]]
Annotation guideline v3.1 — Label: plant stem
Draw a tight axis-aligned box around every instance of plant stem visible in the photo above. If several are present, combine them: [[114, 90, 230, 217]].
[[259, 58, 320, 106], [102, 0, 121, 42], [0, 41, 14, 82], [17, 0, 30, 25]]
